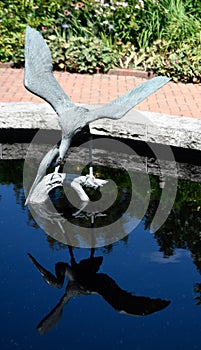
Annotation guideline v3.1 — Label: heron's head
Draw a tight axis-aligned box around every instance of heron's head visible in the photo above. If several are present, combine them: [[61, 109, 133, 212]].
[[55, 136, 71, 166]]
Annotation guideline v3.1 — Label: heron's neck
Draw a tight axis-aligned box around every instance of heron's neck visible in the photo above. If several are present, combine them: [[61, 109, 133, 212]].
[[59, 137, 70, 160]]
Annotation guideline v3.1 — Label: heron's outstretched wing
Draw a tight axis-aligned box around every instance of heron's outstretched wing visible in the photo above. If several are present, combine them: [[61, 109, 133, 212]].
[[87, 76, 171, 122], [24, 26, 74, 115]]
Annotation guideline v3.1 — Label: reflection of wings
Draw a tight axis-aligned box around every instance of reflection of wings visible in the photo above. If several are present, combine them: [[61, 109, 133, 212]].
[[91, 273, 170, 316], [36, 256, 104, 336], [37, 290, 73, 336], [37, 270, 170, 336], [28, 253, 67, 288], [30, 252, 170, 335], [24, 26, 74, 115]]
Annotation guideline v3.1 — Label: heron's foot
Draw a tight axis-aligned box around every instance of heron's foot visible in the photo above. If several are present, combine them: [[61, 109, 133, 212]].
[[80, 175, 108, 190], [50, 170, 63, 182], [71, 175, 108, 204], [45, 172, 64, 192]]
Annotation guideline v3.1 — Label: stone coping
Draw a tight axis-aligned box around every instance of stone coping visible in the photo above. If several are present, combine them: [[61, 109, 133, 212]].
[[0, 102, 201, 151]]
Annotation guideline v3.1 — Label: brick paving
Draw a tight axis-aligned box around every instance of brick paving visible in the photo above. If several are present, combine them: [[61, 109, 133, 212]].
[[0, 67, 200, 119]]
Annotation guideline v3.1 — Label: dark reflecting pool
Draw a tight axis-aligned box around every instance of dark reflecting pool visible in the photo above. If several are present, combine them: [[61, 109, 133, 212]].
[[1, 153, 201, 350]]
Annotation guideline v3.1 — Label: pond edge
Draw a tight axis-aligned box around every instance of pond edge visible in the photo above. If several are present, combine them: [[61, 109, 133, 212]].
[[0, 102, 201, 151]]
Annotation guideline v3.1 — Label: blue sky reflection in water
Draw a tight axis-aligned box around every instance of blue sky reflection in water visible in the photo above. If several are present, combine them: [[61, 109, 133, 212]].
[[0, 160, 201, 350]]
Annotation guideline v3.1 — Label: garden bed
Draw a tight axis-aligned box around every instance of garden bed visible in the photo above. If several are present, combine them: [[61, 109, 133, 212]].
[[0, 0, 200, 83]]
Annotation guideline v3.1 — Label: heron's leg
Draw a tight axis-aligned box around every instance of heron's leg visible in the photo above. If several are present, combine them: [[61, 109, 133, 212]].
[[89, 134, 93, 178], [54, 165, 61, 174], [49, 165, 63, 182]]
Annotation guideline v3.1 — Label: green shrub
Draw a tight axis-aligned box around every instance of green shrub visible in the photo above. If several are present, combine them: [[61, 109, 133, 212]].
[[144, 41, 201, 83], [0, 0, 200, 83], [47, 35, 119, 73]]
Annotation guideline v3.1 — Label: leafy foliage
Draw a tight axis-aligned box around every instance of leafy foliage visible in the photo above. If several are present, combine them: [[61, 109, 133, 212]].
[[47, 35, 119, 73], [0, 0, 201, 82], [144, 41, 201, 83]]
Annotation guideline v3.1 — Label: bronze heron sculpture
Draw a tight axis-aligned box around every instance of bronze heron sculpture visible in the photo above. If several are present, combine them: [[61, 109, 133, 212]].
[[24, 26, 170, 204]]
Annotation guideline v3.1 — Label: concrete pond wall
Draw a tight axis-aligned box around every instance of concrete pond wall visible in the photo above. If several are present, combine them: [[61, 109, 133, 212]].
[[0, 102, 201, 182]]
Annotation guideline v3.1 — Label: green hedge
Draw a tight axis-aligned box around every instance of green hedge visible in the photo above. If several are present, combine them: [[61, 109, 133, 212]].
[[0, 0, 201, 82]]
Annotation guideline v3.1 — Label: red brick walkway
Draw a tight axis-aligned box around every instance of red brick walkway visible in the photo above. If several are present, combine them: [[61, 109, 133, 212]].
[[0, 67, 200, 119]]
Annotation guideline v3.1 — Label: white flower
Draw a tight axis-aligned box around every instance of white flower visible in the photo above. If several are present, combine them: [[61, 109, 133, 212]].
[[139, 0, 144, 8], [135, 0, 144, 9], [116, 1, 128, 7]]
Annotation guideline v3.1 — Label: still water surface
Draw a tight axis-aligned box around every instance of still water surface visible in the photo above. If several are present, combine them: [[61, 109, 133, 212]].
[[1, 159, 201, 350]]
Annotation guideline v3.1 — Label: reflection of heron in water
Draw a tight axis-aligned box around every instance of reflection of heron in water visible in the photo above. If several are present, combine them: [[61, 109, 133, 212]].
[[24, 26, 171, 204], [28, 247, 170, 335]]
